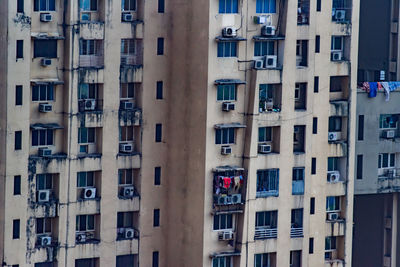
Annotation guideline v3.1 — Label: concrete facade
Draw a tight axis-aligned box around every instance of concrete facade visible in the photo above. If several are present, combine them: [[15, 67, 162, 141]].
[[0, 0, 359, 266]]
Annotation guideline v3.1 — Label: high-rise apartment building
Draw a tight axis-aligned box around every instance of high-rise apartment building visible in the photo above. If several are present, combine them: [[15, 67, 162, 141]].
[[0, 0, 359, 266]]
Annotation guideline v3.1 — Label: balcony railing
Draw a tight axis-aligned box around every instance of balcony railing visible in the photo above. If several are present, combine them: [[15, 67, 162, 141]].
[[121, 54, 143, 66], [378, 169, 400, 192], [290, 227, 303, 238], [254, 227, 277, 240], [256, 190, 279, 198], [78, 99, 103, 112], [79, 55, 104, 68], [292, 180, 304, 195]]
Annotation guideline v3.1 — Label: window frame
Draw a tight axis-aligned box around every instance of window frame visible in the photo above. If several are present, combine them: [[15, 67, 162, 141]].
[[212, 256, 233, 267], [256, 0, 276, 13], [34, 0, 56, 11], [292, 167, 305, 181], [32, 129, 54, 147], [219, 0, 239, 13], [326, 196, 340, 212], [76, 214, 95, 232], [120, 83, 135, 100], [117, 212, 134, 228], [256, 169, 279, 196], [254, 253, 275, 267], [325, 236, 337, 251], [217, 42, 238, 58], [79, 0, 98, 11], [121, 0, 136, 11], [32, 84, 54, 102], [36, 174, 53, 190], [215, 128, 235, 145], [379, 114, 398, 129], [255, 210, 278, 228], [78, 127, 96, 144], [78, 84, 98, 100], [119, 126, 134, 142], [118, 169, 134, 185], [36, 217, 52, 234], [329, 116, 342, 132], [121, 39, 136, 55], [213, 214, 233, 231], [77, 171, 95, 188], [327, 157, 339, 172], [378, 153, 396, 169], [258, 127, 272, 143], [254, 41, 275, 57], [331, 36, 344, 51], [33, 40, 58, 58], [217, 84, 236, 101]]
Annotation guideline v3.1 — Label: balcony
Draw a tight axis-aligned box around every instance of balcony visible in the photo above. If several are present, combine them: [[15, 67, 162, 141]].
[[117, 227, 139, 241], [325, 220, 346, 236], [79, 21, 104, 39], [292, 180, 304, 195], [290, 227, 303, 238], [119, 108, 142, 126], [121, 54, 142, 66], [79, 55, 104, 68], [254, 227, 277, 240], [213, 166, 245, 209], [297, 0, 310, 25], [330, 101, 348, 117], [378, 169, 400, 193], [325, 259, 344, 267]]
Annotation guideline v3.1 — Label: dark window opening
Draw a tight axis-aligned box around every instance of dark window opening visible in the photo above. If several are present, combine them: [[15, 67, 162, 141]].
[[15, 131, 22, 150], [155, 124, 162, 142], [156, 81, 163, 99], [13, 219, 20, 239], [311, 158, 316, 174], [154, 167, 161, 185], [17, 0, 24, 12], [315, 35, 320, 53], [309, 238, 314, 253], [310, 197, 315, 214], [14, 176, 21, 195], [357, 155, 363, 180], [312, 117, 318, 134], [116, 255, 135, 267], [33, 40, 57, 58], [152, 251, 159, 267], [158, 0, 165, 13], [16, 40, 23, 59], [16, 85, 23, 106], [314, 76, 319, 93], [296, 40, 308, 67], [358, 115, 364, 141], [157, 38, 164, 55], [295, 83, 307, 110], [316, 0, 321, 11], [153, 209, 160, 227]]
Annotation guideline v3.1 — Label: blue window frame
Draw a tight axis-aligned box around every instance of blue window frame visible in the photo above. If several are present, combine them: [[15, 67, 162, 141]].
[[219, 0, 239, 13], [256, 169, 279, 197], [217, 42, 237, 57], [256, 0, 276, 13], [254, 41, 275, 56]]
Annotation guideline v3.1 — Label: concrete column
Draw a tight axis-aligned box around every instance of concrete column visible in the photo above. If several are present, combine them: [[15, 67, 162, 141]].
[[392, 193, 398, 267]]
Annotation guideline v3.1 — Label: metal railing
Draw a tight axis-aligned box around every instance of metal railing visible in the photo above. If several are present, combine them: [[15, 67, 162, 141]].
[[378, 169, 400, 192], [254, 227, 277, 240], [290, 227, 303, 238], [79, 55, 104, 68], [121, 54, 143, 66]]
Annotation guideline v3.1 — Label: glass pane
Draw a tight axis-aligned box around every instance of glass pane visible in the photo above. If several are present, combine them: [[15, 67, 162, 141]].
[[37, 175, 45, 190], [49, 0, 55, 10], [45, 174, 52, 189], [220, 214, 226, 229], [259, 127, 265, 142], [32, 86, 39, 101], [229, 128, 235, 143], [390, 154, 395, 167], [126, 169, 133, 184], [79, 215, 86, 231], [217, 43, 224, 57], [213, 215, 219, 230], [47, 130, 53, 145], [87, 172, 94, 186], [227, 214, 233, 228], [39, 130, 46, 145], [88, 128, 95, 143], [217, 86, 224, 101], [40, 85, 46, 101], [36, 218, 44, 234], [78, 173, 86, 187], [383, 154, 389, 168], [254, 42, 260, 56], [87, 215, 94, 230]]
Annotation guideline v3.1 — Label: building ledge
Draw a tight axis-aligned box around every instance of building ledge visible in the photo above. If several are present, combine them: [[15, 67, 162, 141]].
[[77, 153, 102, 159], [253, 35, 285, 41]]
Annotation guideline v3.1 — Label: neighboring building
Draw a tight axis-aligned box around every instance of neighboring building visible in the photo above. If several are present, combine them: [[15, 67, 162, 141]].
[[354, 0, 400, 267], [0, 0, 359, 267]]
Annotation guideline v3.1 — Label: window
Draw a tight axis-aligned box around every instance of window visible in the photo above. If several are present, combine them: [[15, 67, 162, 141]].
[[36, 174, 53, 190], [326, 196, 340, 211], [35, 263, 55, 267], [32, 129, 54, 146], [259, 84, 273, 101], [156, 81, 163, 99], [293, 125, 305, 153], [119, 169, 133, 185], [311, 158, 316, 174], [357, 155, 363, 180], [325, 236, 337, 250], [121, 0, 136, 11], [153, 209, 160, 227], [292, 168, 304, 181], [13, 219, 20, 239], [16, 40, 23, 59], [16, 85, 23, 106], [154, 167, 161, 185], [213, 214, 233, 230], [254, 253, 276, 267], [14, 176, 21, 195], [33, 40, 57, 58], [32, 84, 54, 101], [15, 131, 22, 150], [258, 127, 272, 142], [256, 169, 279, 196], [294, 83, 307, 110], [36, 218, 51, 234], [79, 0, 97, 11], [117, 212, 134, 228], [152, 251, 159, 267], [80, 40, 100, 55], [218, 42, 237, 57], [315, 35, 320, 53], [379, 114, 398, 129], [327, 157, 339, 171], [76, 215, 95, 232], [309, 238, 314, 253], [34, 0, 55, 11], [155, 124, 162, 142], [158, 0, 165, 13], [17, 0, 24, 12], [296, 40, 308, 67], [256, 0, 276, 13], [219, 0, 238, 13], [316, 0, 321, 11], [310, 198, 315, 214], [255, 211, 277, 228], [76, 259, 98, 267], [291, 209, 303, 228], [215, 128, 235, 144], [254, 41, 274, 56], [329, 117, 342, 132], [119, 126, 134, 142], [116, 255, 135, 267], [157, 38, 164, 55], [217, 84, 236, 101], [78, 84, 97, 100], [212, 256, 232, 267], [331, 36, 343, 51], [120, 83, 135, 99], [121, 39, 136, 55], [314, 76, 319, 93], [77, 172, 95, 188], [312, 117, 318, 134], [378, 153, 396, 169], [358, 115, 364, 140], [78, 127, 95, 144]]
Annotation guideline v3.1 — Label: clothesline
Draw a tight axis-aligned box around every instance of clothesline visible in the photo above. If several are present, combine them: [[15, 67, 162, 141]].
[[358, 82, 400, 101]]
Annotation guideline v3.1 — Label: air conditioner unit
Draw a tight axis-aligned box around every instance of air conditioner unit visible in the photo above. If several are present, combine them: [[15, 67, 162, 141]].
[[218, 230, 234, 241], [76, 233, 86, 243], [222, 27, 237, 38], [84, 99, 96, 111], [37, 189, 50, 203], [334, 10, 346, 21], [386, 169, 396, 178], [231, 194, 242, 204], [124, 228, 135, 239], [261, 25, 276, 36], [328, 132, 339, 141], [38, 147, 52, 157], [221, 146, 232, 155], [122, 13, 134, 22], [39, 103, 53, 113], [38, 235, 52, 246], [216, 195, 227, 205], [265, 99, 274, 110], [327, 171, 341, 183], [122, 186, 135, 197], [258, 144, 272, 154], [40, 13, 53, 22], [41, 58, 52, 66], [120, 143, 133, 153], [264, 55, 277, 68], [383, 130, 396, 139], [254, 59, 264, 69], [222, 102, 235, 112], [122, 101, 134, 110], [83, 187, 96, 199], [331, 51, 343, 61], [225, 195, 233, 205], [327, 212, 340, 221]]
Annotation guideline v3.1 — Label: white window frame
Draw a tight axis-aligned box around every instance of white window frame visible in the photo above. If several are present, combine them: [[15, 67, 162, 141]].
[[120, 83, 135, 100], [378, 153, 396, 169], [379, 114, 398, 129], [121, 39, 136, 56], [213, 213, 234, 231], [119, 126, 134, 142], [331, 36, 344, 52], [36, 217, 52, 234], [121, 0, 137, 11], [77, 171, 95, 188], [118, 169, 134, 185], [76, 214, 95, 232]]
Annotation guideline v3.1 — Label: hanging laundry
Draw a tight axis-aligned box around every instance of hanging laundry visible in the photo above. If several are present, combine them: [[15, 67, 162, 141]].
[[362, 82, 370, 93], [381, 82, 390, 101], [234, 176, 240, 190], [239, 175, 244, 185], [368, 82, 377, 98], [377, 82, 383, 91], [389, 82, 398, 91], [223, 177, 231, 189]]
